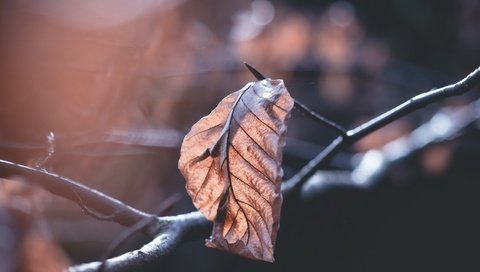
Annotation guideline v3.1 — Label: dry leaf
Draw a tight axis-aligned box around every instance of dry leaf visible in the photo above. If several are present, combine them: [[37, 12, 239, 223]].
[[178, 78, 294, 262]]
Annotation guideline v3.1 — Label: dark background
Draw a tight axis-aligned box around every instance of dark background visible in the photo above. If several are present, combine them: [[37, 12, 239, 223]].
[[1, 0, 479, 271]]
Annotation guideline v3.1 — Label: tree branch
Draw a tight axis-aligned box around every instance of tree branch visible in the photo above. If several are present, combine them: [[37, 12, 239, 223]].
[[96, 194, 181, 272], [0, 160, 155, 235], [0, 66, 479, 272], [68, 212, 210, 272], [293, 99, 348, 136], [346, 66, 480, 141], [301, 97, 480, 198], [70, 78, 480, 271], [282, 66, 480, 194]]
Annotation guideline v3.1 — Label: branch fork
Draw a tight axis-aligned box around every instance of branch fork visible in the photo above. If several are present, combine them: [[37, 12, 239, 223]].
[[0, 64, 479, 272]]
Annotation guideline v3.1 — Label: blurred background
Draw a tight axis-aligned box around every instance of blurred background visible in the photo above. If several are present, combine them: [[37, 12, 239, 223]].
[[0, 0, 479, 271]]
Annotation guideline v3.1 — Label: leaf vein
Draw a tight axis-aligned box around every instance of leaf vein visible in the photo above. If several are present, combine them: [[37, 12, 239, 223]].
[[224, 207, 241, 237], [237, 199, 269, 228], [230, 172, 270, 204], [187, 122, 223, 139], [193, 159, 215, 202], [228, 186, 251, 244], [239, 97, 278, 135], [231, 117, 276, 162], [229, 143, 275, 184], [236, 198, 270, 251]]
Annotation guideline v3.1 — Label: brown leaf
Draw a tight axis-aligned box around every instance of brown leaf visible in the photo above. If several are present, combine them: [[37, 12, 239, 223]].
[[178, 78, 294, 262]]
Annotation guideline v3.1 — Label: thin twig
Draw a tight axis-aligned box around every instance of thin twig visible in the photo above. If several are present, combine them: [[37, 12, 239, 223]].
[[282, 65, 480, 195], [0, 160, 155, 235], [69, 74, 480, 272], [245, 62, 348, 135], [244, 62, 267, 81], [301, 98, 480, 198], [70, 188, 124, 221], [347, 66, 480, 141], [0, 65, 479, 272], [293, 99, 347, 136]]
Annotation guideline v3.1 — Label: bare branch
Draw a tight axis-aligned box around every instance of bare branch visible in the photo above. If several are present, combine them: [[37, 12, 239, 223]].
[[0, 160, 155, 235], [282, 65, 480, 194], [293, 100, 348, 136], [71, 92, 480, 272], [346, 66, 480, 141], [1, 66, 479, 272], [96, 194, 182, 272], [68, 212, 210, 272], [301, 98, 480, 198], [0, 161, 210, 272]]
